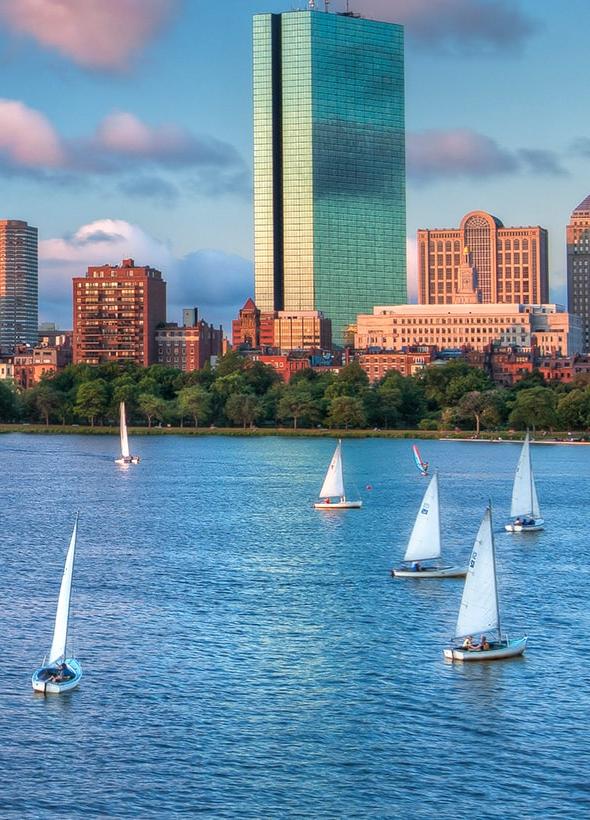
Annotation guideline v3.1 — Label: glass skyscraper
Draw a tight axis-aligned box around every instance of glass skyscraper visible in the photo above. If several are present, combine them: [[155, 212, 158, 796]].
[[253, 9, 406, 343]]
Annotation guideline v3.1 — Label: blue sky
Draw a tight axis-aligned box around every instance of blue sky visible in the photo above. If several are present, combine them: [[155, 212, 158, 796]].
[[0, 0, 588, 329]]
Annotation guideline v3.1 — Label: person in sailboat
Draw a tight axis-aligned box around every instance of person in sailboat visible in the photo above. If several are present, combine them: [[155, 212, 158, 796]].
[[411, 561, 422, 572], [462, 635, 474, 650], [472, 635, 491, 651]]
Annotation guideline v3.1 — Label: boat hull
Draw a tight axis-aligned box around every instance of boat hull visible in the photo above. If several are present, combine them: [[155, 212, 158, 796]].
[[314, 500, 362, 509], [393, 565, 466, 579], [115, 456, 140, 465], [444, 637, 527, 662], [32, 659, 82, 694], [505, 519, 544, 532]]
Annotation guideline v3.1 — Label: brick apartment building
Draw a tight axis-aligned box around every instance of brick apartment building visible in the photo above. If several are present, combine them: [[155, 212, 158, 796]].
[[155, 308, 223, 371], [73, 258, 166, 365]]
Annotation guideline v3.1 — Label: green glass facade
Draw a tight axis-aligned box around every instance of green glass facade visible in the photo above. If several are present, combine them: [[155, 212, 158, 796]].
[[253, 10, 406, 343]]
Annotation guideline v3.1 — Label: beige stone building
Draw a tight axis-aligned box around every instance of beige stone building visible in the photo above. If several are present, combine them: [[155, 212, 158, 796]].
[[355, 303, 582, 357], [417, 210, 548, 305]]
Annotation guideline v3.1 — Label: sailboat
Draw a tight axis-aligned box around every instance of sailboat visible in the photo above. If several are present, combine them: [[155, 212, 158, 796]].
[[444, 505, 527, 662], [392, 473, 466, 578], [505, 433, 543, 532], [32, 514, 83, 693], [412, 444, 429, 476], [314, 439, 362, 509], [115, 401, 140, 465]]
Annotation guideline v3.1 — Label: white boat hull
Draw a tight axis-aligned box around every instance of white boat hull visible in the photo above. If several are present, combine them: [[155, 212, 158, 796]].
[[393, 565, 467, 579], [115, 456, 140, 465], [314, 500, 362, 509], [505, 519, 544, 532], [32, 659, 82, 694], [444, 637, 527, 662]]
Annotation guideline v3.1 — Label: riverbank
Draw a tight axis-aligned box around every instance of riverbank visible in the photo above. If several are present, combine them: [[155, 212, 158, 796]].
[[0, 423, 586, 442]]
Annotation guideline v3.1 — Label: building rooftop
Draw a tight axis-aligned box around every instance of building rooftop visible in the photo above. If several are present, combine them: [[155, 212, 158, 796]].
[[573, 194, 590, 213]]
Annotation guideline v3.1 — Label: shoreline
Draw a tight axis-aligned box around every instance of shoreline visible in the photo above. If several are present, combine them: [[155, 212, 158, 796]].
[[0, 424, 586, 443]]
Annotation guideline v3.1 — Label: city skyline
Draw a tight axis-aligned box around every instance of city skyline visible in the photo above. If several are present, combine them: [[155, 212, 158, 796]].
[[0, 0, 589, 330]]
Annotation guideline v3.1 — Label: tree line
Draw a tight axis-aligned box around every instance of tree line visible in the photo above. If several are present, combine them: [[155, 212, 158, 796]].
[[0, 351, 589, 433]]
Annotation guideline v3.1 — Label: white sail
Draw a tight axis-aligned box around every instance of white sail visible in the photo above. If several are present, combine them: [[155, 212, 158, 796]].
[[510, 434, 540, 518], [403, 473, 441, 562], [48, 514, 78, 665], [454, 507, 500, 639], [319, 440, 345, 499], [120, 402, 130, 459]]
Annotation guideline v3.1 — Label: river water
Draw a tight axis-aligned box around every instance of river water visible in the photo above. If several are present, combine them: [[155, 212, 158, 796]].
[[1, 434, 588, 818]]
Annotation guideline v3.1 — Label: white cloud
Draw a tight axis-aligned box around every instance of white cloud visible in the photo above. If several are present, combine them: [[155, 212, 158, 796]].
[[0, 99, 64, 168]]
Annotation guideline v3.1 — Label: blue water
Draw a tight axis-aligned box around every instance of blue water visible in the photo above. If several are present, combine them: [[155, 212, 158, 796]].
[[1, 434, 589, 818]]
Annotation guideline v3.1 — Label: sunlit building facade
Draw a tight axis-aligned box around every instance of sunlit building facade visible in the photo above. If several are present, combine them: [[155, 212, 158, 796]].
[[253, 9, 406, 343], [567, 194, 590, 352], [418, 211, 548, 306], [0, 220, 38, 352]]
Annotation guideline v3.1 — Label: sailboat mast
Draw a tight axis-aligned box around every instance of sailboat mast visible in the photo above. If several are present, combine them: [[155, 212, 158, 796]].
[[489, 501, 502, 640], [64, 511, 79, 659], [528, 433, 534, 517], [435, 472, 441, 554]]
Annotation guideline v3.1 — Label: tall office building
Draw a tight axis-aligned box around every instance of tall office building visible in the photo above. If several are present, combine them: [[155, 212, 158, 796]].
[[73, 258, 166, 366], [253, 8, 406, 343], [418, 211, 548, 306], [0, 219, 38, 352], [567, 195, 590, 352]]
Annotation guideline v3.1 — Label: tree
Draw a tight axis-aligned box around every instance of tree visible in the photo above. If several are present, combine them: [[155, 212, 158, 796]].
[[177, 386, 212, 428], [215, 350, 246, 378], [456, 391, 488, 437], [74, 379, 109, 426], [327, 395, 366, 429], [138, 393, 167, 428], [31, 381, 62, 426], [0, 380, 18, 422], [277, 383, 320, 429], [225, 393, 262, 429], [557, 388, 590, 430], [373, 382, 402, 428], [508, 386, 557, 432], [325, 361, 369, 400]]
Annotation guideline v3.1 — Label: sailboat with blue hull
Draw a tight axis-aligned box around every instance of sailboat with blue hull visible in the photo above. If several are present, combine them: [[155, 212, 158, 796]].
[[32, 514, 83, 694]]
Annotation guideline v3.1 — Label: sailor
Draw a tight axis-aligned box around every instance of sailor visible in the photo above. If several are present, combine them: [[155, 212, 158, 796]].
[[462, 635, 474, 650]]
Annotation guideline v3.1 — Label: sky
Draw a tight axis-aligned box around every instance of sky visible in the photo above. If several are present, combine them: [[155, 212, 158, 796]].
[[0, 0, 589, 330]]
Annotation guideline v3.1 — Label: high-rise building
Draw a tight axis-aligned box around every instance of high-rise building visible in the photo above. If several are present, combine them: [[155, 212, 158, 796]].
[[253, 9, 406, 343], [567, 195, 590, 351], [417, 211, 548, 306], [0, 219, 38, 352], [73, 258, 166, 366]]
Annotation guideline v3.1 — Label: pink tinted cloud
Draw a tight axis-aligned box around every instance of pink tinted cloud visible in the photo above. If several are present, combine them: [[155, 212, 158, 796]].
[[0, 98, 64, 167], [0, 0, 178, 71], [343, 0, 536, 53]]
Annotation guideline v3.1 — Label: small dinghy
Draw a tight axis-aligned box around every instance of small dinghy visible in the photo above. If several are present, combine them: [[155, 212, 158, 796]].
[[392, 473, 466, 578], [412, 444, 429, 476], [314, 439, 362, 509], [444, 505, 527, 662], [32, 514, 83, 694], [505, 433, 543, 532], [115, 401, 140, 465]]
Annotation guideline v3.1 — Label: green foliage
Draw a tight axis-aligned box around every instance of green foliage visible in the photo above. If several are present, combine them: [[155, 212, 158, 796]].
[[225, 392, 262, 429], [327, 395, 366, 429], [8, 351, 590, 434], [74, 379, 109, 426]]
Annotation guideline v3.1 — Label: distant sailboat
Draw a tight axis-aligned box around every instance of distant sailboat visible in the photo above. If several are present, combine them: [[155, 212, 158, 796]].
[[444, 505, 527, 662], [412, 444, 429, 476], [314, 439, 362, 509], [32, 514, 83, 693], [505, 433, 543, 532], [115, 401, 140, 465], [392, 473, 466, 578]]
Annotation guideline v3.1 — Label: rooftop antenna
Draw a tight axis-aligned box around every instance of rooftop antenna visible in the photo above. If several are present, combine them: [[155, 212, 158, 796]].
[[308, 0, 315, 8], [324, 0, 330, 11]]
